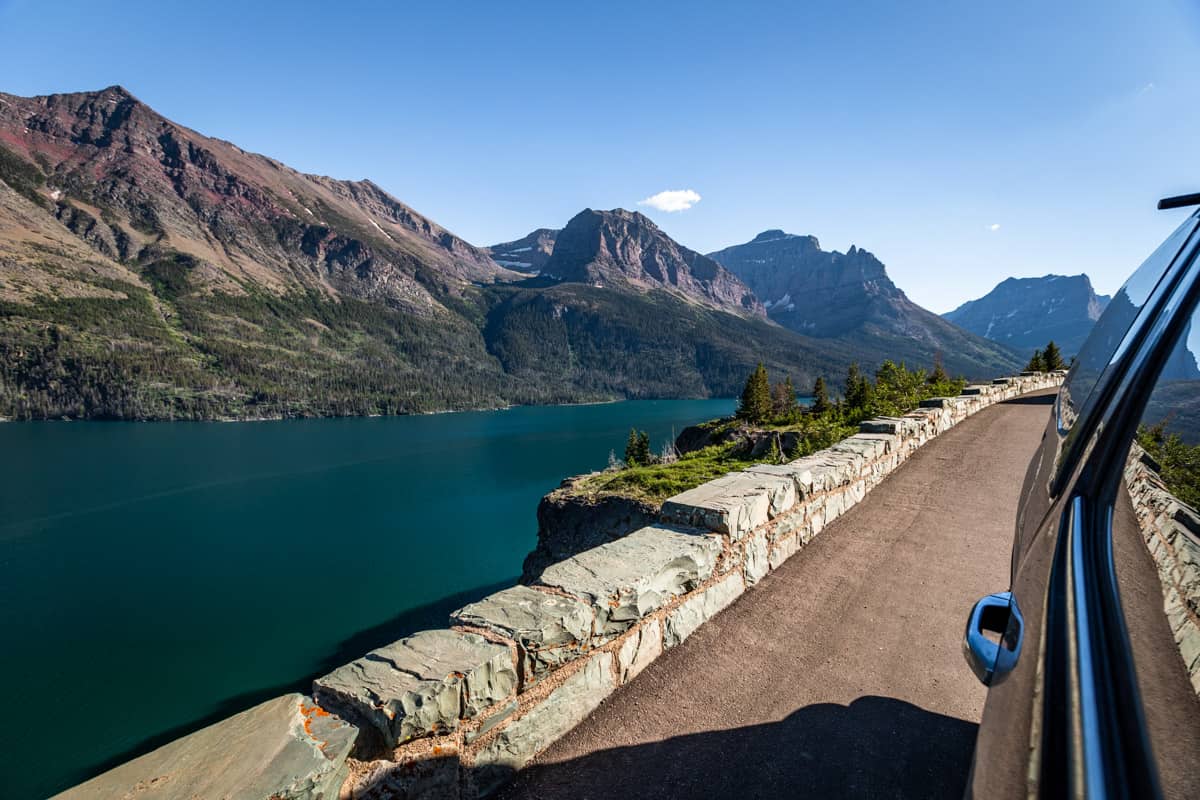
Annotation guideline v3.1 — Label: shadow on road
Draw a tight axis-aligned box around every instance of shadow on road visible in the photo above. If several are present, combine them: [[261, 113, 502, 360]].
[[1001, 392, 1056, 406], [501, 695, 978, 800]]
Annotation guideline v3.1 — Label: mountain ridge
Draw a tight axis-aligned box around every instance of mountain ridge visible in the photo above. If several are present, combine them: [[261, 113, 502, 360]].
[[707, 229, 1023, 377], [0, 86, 875, 420], [943, 274, 1110, 357]]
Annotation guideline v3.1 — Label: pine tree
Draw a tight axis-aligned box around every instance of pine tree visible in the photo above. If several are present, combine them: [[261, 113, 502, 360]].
[[738, 362, 772, 423], [1043, 340, 1065, 371], [1025, 349, 1045, 372], [811, 376, 831, 414], [844, 363, 872, 412], [928, 352, 950, 385], [625, 428, 652, 466], [770, 377, 795, 420]]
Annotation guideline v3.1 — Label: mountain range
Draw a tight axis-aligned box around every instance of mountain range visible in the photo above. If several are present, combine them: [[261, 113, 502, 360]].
[[0, 86, 1022, 420], [705, 230, 1021, 376], [943, 274, 1110, 357]]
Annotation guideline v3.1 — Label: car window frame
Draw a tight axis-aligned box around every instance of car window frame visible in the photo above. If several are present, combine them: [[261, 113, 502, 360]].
[[1039, 219, 1200, 798], [1052, 215, 1200, 499]]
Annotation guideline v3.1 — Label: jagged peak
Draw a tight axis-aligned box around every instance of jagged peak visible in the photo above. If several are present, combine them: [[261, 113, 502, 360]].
[[98, 85, 137, 100]]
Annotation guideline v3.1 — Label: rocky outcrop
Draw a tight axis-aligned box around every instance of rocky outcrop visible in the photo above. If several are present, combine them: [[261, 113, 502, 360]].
[[943, 274, 1110, 357], [544, 209, 764, 316], [58, 372, 1063, 799], [522, 479, 659, 581]]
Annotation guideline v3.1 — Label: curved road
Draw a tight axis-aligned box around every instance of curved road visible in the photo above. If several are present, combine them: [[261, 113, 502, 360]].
[[502, 391, 1056, 800]]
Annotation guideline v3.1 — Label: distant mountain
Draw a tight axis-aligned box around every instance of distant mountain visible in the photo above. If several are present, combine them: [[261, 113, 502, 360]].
[[482, 212, 855, 397], [544, 209, 764, 316], [708, 230, 1023, 378], [487, 228, 556, 274], [942, 274, 1109, 357], [0, 87, 854, 419]]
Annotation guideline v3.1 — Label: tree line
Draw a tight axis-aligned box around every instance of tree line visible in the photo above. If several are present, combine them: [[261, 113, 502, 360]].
[[1024, 340, 1066, 372], [735, 355, 966, 426]]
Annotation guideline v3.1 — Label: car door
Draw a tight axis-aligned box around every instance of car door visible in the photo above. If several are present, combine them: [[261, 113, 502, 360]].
[[966, 211, 1200, 798]]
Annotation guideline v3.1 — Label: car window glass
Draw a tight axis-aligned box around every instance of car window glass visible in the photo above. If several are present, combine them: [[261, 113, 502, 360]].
[[1058, 218, 1196, 436], [1117, 299, 1200, 797]]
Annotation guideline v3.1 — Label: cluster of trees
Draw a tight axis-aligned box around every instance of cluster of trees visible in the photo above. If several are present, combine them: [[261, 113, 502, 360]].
[[736, 363, 798, 423], [735, 356, 966, 426], [1025, 341, 1066, 372], [624, 429, 653, 466]]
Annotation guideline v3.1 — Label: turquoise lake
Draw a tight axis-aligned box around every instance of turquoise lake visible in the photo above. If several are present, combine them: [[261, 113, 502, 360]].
[[0, 398, 735, 799]]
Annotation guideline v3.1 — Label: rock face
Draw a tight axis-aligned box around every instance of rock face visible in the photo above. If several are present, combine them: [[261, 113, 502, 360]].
[[312, 630, 517, 751], [0, 86, 517, 309], [708, 230, 1023, 378], [943, 274, 1110, 357], [487, 228, 557, 274], [52, 694, 356, 800], [522, 481, 660, 581], [544, 209, 764, 316]]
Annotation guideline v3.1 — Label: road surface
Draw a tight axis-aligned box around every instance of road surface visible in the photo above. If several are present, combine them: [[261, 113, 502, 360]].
[[501, 392, 1056, 800]]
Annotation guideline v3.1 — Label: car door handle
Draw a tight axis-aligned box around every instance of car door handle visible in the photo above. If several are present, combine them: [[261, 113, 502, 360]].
[[963, 591, 1024, 686]]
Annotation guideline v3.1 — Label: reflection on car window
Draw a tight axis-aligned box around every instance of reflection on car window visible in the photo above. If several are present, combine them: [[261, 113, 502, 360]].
[[1058, 219, 1196, 436], [1119, 300, 1200, 794]]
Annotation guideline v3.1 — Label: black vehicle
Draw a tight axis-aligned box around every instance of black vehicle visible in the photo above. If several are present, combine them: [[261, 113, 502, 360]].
[[964, 198, 1200, 799]]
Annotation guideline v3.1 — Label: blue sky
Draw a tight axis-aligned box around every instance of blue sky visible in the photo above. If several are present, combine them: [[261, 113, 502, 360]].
[[2, 0, 1199, 312]]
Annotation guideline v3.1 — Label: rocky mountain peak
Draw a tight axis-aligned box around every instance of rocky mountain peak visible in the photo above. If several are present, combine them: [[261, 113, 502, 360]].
[[943, 273, 1110, 356], [540, 208, 764, 316]]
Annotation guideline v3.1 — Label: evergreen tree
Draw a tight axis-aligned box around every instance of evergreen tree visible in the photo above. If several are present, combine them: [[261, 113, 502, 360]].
[[624, 428, 652, 466], [1025, 349, 1045, 372], [770, 376, 796, 419], [928, 352, 950, 385], [844, 362, 872, 412], [1043, 340, 1065, 371], [811, 376, 831, 415], [738, 362, 772, 423]]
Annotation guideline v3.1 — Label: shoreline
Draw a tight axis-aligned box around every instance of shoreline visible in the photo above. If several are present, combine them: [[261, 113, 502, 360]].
[[0, 395, 736, 425]]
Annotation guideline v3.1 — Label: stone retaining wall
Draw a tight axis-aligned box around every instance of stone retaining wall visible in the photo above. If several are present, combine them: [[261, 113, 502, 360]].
[[1124, 444, 1200, 695], [56, 372, 1063, 800]]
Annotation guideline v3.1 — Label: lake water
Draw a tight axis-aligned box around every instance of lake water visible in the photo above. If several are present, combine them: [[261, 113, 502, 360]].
[[0, 398, 735, 799]]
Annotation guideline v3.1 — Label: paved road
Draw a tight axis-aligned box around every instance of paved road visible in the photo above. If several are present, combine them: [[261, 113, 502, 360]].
[[501, 392, 1056, 800]]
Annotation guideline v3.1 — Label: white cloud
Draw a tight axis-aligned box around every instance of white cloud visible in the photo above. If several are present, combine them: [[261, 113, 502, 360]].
[[989, 223, 1001, 232], [1140, 82, 1156, 94], [638, 189, 702, 212]]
